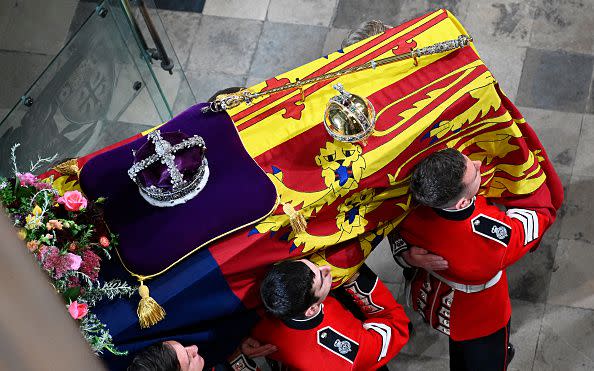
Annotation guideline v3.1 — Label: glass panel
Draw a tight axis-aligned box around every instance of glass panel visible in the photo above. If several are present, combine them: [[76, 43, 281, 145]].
[[110, 0, 196, 116], [0, 2, 171, 177]]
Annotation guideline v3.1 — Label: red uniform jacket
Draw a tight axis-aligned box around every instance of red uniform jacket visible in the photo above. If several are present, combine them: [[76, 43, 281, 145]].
[[252, 266, 410, 370], [399, 173, 562, 341]]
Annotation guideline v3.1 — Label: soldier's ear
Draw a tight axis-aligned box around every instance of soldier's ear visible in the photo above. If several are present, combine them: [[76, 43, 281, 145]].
[[304, 303, 320, 318], [453, 196, 471, 210], [315, 156, 322, 166]]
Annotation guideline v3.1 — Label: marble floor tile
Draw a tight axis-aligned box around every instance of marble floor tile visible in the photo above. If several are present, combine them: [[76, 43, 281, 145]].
[[202, 0, 270, 21], [573, 114, 594, 177], [267, 0, 338, 27], [508, 299, 545, 371], [548, 238, 594, 309], [464, 0, 534, 47], [322, 27, 350, 55], [517, 107, 582, 176], [530, 0, 594, 55], [0, 0, 78, 55], [533, 304, 594, 370], [249, 22, 326, 79], [186, 16, 263, 75], [0, 51, 53, 110], [516, 48, 594, 113], [332, 0, 402, 29], [507, 229, 559, 303], [184, 70, 246, 103], [559, 175, 594, 244], [586, 77, 594, 114], [398, 0, 469, 25], [388, 353, 450, 370], [365, 238, 403, 285], [473, 42, 526, 102], [0, 0, 11, 39], [384, 282, 404, 303], [158, 10, 202, 69], [245, 75, 268, 89], [400, 306, 450, 359]]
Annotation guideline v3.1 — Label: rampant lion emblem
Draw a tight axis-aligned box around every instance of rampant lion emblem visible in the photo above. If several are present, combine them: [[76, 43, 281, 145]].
[[315, 141, 366, 197], [335, 189, 376, 235]]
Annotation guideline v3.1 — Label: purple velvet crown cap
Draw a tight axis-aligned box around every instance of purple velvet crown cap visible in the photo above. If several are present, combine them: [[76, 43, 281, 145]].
[[134, 131, 205, 190]]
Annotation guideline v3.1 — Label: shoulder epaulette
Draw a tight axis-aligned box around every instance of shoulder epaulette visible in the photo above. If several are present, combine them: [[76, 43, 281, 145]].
[[471, 214, 512, 246]]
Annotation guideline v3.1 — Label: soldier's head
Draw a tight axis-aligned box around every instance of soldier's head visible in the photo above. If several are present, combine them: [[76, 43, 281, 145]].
[[128, 341, 204, 371], [260, 259, 332, 320], [341, 20, 390, 48], [410, 148, 482, 209]]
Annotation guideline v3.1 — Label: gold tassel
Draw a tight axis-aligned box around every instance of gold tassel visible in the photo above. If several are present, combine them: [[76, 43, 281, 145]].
[[137, 281, 166, 329], [282, 203, 307, 234], [53, 158, 80, 177]]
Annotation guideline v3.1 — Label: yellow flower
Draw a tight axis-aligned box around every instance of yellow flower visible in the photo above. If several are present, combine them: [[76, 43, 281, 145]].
[[24, 205, 45, 230], [17, 229, 27, 240], [32, 205, 42, 216]]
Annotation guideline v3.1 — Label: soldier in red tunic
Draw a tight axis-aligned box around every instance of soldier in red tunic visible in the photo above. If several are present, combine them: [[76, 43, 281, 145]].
[[250, 260, 410, 370], [391, 148, 563, 371]]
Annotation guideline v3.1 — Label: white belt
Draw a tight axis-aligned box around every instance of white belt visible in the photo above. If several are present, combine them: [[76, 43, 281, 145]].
[[429, 270, 502, 294]]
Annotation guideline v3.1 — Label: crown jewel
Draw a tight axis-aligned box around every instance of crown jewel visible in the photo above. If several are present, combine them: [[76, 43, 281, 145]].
[[127, 130, 209, 207]]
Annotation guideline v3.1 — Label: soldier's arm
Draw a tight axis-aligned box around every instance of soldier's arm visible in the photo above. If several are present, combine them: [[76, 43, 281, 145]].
[[388, 229, 448, 272], [480, 184, 560, 268], [340, 265, 410, 369]]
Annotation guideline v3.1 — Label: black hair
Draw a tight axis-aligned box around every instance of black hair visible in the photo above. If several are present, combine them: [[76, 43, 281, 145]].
[[260, 260, 319, 321], [127, 342, 180, 371], [410, 148, 467, 208]]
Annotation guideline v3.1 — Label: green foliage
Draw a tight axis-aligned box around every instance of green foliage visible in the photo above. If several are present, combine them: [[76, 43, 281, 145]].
[[0, 172, 133, 356]]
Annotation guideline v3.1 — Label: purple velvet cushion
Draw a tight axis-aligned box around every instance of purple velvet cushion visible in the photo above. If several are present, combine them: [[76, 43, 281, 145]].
[[80, 104, 277, 276]]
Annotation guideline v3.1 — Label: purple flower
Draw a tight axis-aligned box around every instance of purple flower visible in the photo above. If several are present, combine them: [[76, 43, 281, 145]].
[[41, 247, 81, 279], [16, 172, 37, 186], [80, 250, 101, 281], [34, 181, 53, 190]]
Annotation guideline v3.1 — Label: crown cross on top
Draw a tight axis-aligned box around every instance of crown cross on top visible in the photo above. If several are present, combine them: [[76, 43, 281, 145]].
[[128, 130, 206, 190]]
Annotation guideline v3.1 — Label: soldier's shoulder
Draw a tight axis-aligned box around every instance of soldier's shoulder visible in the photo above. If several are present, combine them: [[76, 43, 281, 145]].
[[470, 213, 512, 247]]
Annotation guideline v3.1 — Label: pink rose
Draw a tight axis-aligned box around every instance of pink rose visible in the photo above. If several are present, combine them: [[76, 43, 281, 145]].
[[66, 253, 82, 270], [68, 301, 88, 320], [57, 191, 87, 212]]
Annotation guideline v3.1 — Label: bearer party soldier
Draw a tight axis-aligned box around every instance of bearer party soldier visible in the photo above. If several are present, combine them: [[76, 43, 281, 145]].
[[391, 148, 563, 370], [247, 260, 411, 370]]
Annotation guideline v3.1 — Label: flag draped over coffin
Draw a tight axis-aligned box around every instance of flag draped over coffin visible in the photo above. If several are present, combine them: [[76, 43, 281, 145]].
[[40, 9, 563, 368]]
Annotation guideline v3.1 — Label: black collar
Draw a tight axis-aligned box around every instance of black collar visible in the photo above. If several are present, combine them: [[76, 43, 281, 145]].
[[282, 304, 324, 330], [432, 197, 476, 221]]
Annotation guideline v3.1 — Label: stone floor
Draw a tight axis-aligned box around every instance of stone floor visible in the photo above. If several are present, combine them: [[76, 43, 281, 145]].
[[1, 0, 594, 370]]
